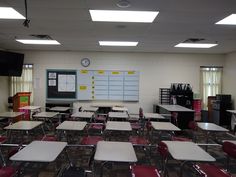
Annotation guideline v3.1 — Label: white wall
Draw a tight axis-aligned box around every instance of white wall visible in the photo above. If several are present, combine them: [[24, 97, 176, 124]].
[[0, 76, 9, 112], [223, 52, 236, 109], [23, 51, 224, 113]]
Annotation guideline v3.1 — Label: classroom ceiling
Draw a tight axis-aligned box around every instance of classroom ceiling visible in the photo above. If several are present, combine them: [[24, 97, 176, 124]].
[[0, 0, 236, 54]]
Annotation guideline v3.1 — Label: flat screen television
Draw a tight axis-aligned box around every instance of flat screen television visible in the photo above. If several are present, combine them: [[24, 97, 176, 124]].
[[0, 50, 24, 76]]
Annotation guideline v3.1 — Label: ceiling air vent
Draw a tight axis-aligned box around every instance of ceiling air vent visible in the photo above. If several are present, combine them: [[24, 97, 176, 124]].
[[184, 38, 205, 43], [30, 34, 52, 39]]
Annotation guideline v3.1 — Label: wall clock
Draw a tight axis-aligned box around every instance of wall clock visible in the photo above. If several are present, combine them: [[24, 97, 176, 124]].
[[81, 58, 90, 67]]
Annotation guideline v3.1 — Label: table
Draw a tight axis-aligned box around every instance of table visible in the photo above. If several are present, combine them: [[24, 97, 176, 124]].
[[197, 122, 229, 150], [56, 121, 87, 142], [162, 141, 215, 177], [144, 113, 165, 120], [156, 104, 194, 129], [151, 122, 180, 141], [19, 106, 41, 119], [108, 112, 129, 121], [33, 111, 60, 129], [106, 121, 132, 131], [71, 112, 94, 122], [49, 106, 71, 112], [94, 141, 137, 177], [83, 106, 99, 112], [226, 110, 236, 131], [0, 111, 25, 122], [4, 121, 44, 143], [112, 106, 128, 112]]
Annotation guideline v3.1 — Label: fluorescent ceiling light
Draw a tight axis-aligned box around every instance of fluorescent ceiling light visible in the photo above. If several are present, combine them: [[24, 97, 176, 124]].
[[99, 41, 138, 46], [216, 14, 236, 25], [0, 7, 25, 19], [89, 10, 158, 23], [175, 43, 218, 48], [16, 39, 60, 45]]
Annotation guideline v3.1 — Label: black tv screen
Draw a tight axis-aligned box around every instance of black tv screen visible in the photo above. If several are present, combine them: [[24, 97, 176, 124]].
[[0, 51, 24, 76]]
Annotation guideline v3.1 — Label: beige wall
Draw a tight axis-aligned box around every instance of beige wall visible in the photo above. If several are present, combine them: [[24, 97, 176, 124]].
[[223, 52, 236, 109], [22, 51, 224, 113], [0, 76, 9, 112]]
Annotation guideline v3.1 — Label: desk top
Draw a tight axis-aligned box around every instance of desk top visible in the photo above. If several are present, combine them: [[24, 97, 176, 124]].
[[10, 141, 67, 162], [163, 141, 215, 162], [106, 121, 132, 131], [144, 113, 164, 119], [49, 106, 71, 112], [108, 112, 129, 119], [56, 121, 87, 131], [4, 121, 43, 130], [19, 106, 41, 110], [0, 112, 24, 118], [151, 122, 180, 131], [33, 111, 59, 118], [158, 104, 194, 112], [83, 107, 98, 112], [112, 106, 128, 112], [94, 141, 137, 162], [71, 112, 94, 118], [197, 122, 229, 132], [227, 110, 236, 114]]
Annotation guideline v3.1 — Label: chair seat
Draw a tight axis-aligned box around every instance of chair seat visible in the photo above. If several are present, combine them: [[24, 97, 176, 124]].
[[89, 123, 104, 130], [129, 136, 149, 145], [131, 123, 141, 130], [193, 164, 233, 177], [171, 136, 192, 142], [0, 136, 7, 143], [130, 165, 161, 177], [80, 136, 103, 146], [0, 166, 17, 177], [41, 135, 57, 141]]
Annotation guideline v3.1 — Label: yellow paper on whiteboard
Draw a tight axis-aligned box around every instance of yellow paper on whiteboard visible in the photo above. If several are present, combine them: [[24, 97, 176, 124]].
[[98, 70, 105, 74], [80, 70, 88, 74], [128, 71, 135, 75], [80, 86, 87, 90], [112, 71, 120, 75]]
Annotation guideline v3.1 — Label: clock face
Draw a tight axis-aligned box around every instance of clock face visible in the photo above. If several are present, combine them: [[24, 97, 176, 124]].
[[81, 58, 90, 67]]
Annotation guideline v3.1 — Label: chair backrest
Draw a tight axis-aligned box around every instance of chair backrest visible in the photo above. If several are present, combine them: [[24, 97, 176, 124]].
[[157, 142, 168, 159], [188, 120, 197, 131], [222, 141, 236, 159]]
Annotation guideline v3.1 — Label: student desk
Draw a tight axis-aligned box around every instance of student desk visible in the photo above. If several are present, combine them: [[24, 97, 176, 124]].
[[108, 112, 129, 121], [94, 141, 137, 177], [19, 106, 41, 119], [0, 111, 25, 122], [163, 141, 215, 177], [33, 111, 59, 126], [82, 106, 99, 112], [197, 122, 229, 150], [144, 113, 165, 121], [4, 120, 44, 143], [56, 121, 87, 142], [71, 112, 94, 122], [49, 106, 71, 112], [105, 121, 132, 140], [156, 104, 194, 129], [111, 106, 128, 112]]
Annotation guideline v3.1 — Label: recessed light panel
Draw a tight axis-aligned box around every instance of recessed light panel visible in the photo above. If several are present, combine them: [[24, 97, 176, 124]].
[[0, 7, 25, 19], [216, 14, 236, 25], [16, 39, 60, 45], [89, 10, 158, 23], [99, 41, 138, 46], [175, 43, 217, 48]]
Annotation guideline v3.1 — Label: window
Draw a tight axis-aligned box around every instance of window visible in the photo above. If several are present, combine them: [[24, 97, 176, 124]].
[[200, 66, 223, 109], [10, 64, 34, 103]]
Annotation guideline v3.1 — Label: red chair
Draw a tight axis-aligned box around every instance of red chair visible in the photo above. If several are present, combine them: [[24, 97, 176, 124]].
[[222, 141, 236, 171], [171, 136, 192, 142], [40, 134, 58, 141], [80, 136, 104, 146], [157, 142, 169, 177], [0, 166, 17, 177], [193, 163, 233, 177], [0, 136, 7, 144], [94, 114, 107, 123], [86, 123, 105, 135], [130, 165, 161, 177]]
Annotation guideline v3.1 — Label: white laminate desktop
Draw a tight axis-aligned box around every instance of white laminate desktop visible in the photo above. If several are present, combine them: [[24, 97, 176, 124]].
[[56, 121, 87, 131], [197, 122, 229, 132], [94, 141, 137, 162], [10, 141, 67, 162], [144, 113, 165, 120], [33, 111, 59, 118], [108, 112, 129, 120], [106, 121, 132, 131], [158, 104, 194, 112], [4, 121, 43, 130], [151, 122, 180, 131]]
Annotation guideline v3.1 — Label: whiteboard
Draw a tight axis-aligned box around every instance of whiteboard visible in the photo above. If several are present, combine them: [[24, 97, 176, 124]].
[[77, 70, 139, 101]]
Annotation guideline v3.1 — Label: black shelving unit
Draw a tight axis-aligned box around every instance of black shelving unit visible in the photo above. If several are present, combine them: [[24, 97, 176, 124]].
[[159, 88, 171, 104], [170, 83, 193, 109]]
